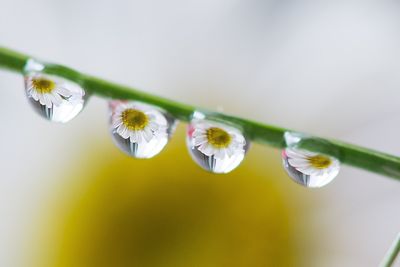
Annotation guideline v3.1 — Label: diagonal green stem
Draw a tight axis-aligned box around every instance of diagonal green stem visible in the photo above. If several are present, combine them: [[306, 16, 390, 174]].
[[380, 233, 400, 267], [1, 46, 400, 180]]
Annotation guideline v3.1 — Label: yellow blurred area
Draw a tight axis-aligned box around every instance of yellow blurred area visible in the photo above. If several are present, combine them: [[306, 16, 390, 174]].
[[33, 125, 312, 267]]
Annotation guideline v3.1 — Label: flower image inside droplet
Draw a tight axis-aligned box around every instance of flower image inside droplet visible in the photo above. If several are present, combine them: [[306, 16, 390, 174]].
[[187, 119, 249, 174], [282, 148, 340, 188], [206, 127, 232, 148], [308, 155, 332, 169], [31, 78, 56, 94], [24, 73, 86, 123], [109, 100, 177, 158], [121, 109, 149, 131]]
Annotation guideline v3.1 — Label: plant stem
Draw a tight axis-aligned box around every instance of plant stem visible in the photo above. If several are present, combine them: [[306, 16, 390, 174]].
[[1, 46, 400, 180], [380, 233, 400, 267]]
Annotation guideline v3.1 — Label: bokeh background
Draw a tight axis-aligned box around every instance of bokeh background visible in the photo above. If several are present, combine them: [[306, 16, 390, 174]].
[[1, 0, 400, 266]]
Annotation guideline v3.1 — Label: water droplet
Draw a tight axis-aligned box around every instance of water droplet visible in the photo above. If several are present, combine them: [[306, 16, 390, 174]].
[[186, 118, 249, 173], [282, 131, 341, 187], [109, 100, 177, 159], [23, 59, 86, 123], [282, 147, 340, 188]]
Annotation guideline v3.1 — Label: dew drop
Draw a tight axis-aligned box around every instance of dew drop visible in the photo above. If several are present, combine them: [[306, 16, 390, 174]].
[[109, 100, 177, 159], [23, 59, 87, 123], [282, 131, 341, 187], [186, 118, 249, 174], [282, 148, 340, 188]]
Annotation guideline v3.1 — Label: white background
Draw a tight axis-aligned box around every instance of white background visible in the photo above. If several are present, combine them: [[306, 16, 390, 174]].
[[1, 0, 400, 266]]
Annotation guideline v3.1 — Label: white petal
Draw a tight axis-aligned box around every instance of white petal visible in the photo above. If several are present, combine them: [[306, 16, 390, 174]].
[[46, 94, 57, 105], [112, 112, 122, 122], [330, 159, 340, 169], [296, 166, 315, 176], [231, 132, 245, 144], [117, 125, 130, 139], [197, 143, 207, 154], [193, 136, 207, 146], [114, 105, 127, 114], [26, 80, 33, 88], [192, 129, 206, 137], [146, 113, 156, 121], [199, 143, 215, 156], [44, 94, 53, 108], [26, 85, 34, 94], [288, 158, 310, 168], [50, 92, 63, 106], [214, 149, 226, 160], [30, 90, 39, 101], [286, 148, 314, 159], [112, 118, 123, 129], [143, 128, 153, 142], [38, 94, 46, 106], [325, 164, 337, 174], [136, 131, 143, 143], [56, 87, 72, 97], [195, 123, 210, 130], [129, 131, 137, 143], [158, 125, 167, 134], [226, 146, 237, 157], [155, 129, 167, 139], [126, 103, 138, 110], [304, 153, 318, 159], [230, 139, 244, 150], [148, 122, 159, 131], [307, 168, 320, 176], [313, 169, 326, 176]]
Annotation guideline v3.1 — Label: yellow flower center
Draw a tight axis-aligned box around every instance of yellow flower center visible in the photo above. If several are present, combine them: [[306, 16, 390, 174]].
[[32, 77, 56, 94], [121, 109, 149, 131], [206, 127, 231, 148], [307, 155, 332, 169]]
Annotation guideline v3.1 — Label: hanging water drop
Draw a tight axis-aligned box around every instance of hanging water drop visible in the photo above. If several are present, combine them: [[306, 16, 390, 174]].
[[282, 148, 340, 188], [109, 100, 177, 159], [23, 59, 86, 123], [282, 131, 340, 187], [186, 117, 249, 174]]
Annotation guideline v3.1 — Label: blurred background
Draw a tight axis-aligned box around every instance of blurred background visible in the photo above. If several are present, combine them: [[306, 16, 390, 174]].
[[1, 0, 400, 266]]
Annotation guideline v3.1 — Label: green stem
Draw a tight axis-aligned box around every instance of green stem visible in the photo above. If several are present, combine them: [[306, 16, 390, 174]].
[[380, 233, 400, 267], [1, 46, 400, 180]]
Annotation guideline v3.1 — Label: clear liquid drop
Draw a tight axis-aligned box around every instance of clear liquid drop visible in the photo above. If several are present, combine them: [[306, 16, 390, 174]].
[[282, 148, 340, 188], [186, 118, 249, 174], [23, 59, 86, 123], [109, 100, 177, 159]]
